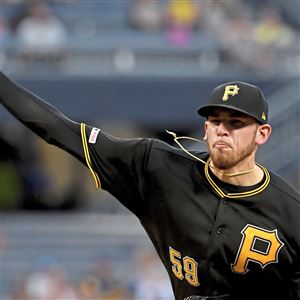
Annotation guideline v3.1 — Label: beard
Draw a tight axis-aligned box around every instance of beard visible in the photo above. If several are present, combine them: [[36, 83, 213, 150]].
[[208, 133, 257, 170]]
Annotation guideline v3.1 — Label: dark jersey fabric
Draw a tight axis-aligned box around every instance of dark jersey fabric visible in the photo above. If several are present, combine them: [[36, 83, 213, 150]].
[[83, 126, 300, 300], [0, 71, 299, 299]]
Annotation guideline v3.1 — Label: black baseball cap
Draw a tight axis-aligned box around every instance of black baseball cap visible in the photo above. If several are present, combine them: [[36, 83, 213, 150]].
[[197, 81, 268, 124]]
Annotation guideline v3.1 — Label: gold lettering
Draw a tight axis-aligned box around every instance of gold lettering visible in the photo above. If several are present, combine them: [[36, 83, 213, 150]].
[[169, 247, 200, 286], [183, 256, 200, 287], [169, 247, 184, 280]]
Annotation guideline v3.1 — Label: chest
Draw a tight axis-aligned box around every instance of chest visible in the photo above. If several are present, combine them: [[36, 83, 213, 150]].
[[142, 159, 297, 298], [145, 177, 292, 277]]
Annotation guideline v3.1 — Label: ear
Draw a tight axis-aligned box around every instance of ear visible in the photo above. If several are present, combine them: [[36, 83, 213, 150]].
[[256, 124, 272, 145], [204, 121, 208, 141]]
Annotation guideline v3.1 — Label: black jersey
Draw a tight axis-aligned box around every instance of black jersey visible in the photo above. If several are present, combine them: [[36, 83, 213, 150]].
[[0, 71, 299, 300], [80, 124, 300, 300]]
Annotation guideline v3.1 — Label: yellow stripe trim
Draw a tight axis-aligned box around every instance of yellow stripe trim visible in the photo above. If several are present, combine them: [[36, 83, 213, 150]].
[[80, 123, 101, 189], [204, 162, 226, 198], [205, 160, 270, 199]]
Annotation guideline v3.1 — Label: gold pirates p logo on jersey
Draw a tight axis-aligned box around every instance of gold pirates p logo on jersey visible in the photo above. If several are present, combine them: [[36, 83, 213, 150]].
[[222, 85, 240, 101], [231, 224, 284, 274]]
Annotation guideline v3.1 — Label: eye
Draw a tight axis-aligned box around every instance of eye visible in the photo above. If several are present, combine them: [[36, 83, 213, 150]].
[[230, 119, 245, 127], [209, 118, 220, 125]]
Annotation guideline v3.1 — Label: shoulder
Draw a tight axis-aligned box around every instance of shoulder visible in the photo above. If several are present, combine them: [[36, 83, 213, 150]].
[[150, 138, 208, 162], [268, 171, 300, 204]]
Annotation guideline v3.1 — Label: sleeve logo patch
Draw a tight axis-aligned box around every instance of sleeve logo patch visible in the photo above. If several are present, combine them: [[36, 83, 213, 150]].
[[89, 127, 100, 144]]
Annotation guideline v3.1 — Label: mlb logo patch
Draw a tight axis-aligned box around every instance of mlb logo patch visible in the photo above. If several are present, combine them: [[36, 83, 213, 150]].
[[89, 127, 100, 144]]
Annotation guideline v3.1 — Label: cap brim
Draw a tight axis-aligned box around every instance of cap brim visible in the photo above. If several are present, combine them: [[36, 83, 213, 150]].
[[197, 104, 264, 124]]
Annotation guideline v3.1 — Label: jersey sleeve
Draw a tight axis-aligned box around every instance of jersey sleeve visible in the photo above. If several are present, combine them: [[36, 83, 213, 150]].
[[0, 71, 161, 217], [81, 123, 154, 216], [0, 71, 86, 164]]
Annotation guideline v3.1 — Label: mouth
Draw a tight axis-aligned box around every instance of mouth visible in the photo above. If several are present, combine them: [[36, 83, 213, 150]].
[[213, 141, 232, 150]]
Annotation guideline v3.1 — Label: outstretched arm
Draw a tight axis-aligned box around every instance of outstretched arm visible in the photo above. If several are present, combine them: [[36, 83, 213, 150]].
[[0, 71, 85, 163], [0, 71, 154, 201]]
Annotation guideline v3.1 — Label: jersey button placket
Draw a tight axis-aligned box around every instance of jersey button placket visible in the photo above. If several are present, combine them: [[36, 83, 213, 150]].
[[217, 197, 228, 233], [211, 196, 227, 237], [222, 196, 228, 204]]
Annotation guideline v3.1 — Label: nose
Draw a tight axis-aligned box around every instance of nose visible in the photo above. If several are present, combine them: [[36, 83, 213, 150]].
[[216, 122, 229, 136]]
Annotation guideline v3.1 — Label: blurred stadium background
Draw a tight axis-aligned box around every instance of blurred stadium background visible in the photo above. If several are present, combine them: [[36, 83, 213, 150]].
[[0, 0, 299, 299]]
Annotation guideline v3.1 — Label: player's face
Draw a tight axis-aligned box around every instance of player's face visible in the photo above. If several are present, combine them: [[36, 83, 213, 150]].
[[204, 109, 260, 170]]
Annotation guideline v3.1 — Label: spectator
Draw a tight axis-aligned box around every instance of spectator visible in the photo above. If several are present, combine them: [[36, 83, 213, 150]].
[[25, 256, 78, 300], [253, 5, 295, 48], [77, 275, 102, 300], [14, 1, 67, 70], [165, 0, 200, 46], [132, 249, 173, 300], [128, 0, 164, 31], [220, 11, 258, 71], [80, 260, 133, 299], [252, 5, 296, 74]]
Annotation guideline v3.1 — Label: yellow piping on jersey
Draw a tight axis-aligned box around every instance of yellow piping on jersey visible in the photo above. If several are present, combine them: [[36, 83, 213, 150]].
[[204, 160, 270, 199], [80, 123, 101, 189], [204, 161, 226, 198], [167, 130, 270, 199]]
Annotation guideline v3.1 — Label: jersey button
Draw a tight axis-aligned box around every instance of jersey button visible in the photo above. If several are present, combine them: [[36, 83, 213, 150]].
[[216, 227, 222, 234]]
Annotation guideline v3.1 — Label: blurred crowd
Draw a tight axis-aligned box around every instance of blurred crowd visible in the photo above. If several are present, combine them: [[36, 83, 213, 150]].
[[0, 0, 298, 75], [1, 0, 68, 72], [0, 128, 87, 211], [2, 248, 173, 300]]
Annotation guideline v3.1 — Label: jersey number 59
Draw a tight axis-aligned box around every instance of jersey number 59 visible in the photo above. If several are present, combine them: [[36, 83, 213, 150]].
[[169, 247, 200, 287]]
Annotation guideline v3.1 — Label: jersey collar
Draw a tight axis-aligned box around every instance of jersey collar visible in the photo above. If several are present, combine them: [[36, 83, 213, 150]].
[[204, 159, 270, 199]]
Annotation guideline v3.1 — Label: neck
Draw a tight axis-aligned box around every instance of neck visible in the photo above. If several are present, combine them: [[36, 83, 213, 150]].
[[209, 158, 265, 186]]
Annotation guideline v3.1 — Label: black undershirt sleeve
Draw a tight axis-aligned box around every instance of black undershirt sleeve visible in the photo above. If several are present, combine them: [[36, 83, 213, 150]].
[[0, 71, 85, 164]]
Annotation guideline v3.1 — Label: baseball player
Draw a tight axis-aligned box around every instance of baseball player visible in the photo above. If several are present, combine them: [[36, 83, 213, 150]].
[[0, 71, 299, 300]]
